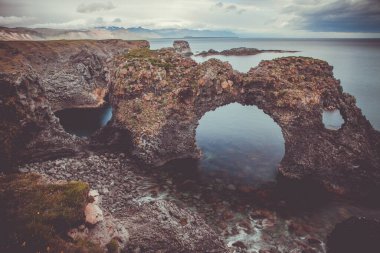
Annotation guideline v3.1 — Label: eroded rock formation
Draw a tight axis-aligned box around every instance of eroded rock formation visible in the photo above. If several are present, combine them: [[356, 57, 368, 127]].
[[196, 47, 298, 57], [2, 39, 380, 252], [173, 40, 193, 56], [0, 40, 148, 169], [108, 47, 380, 200], [327, 216, 380, 253], [1, 39, 379, 200]]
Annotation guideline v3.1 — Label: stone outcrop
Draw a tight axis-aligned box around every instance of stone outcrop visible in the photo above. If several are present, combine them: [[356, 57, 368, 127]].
[[70, 189, 129, 250], [123, 200, 227, 252], [1, 39, 379, 201], [173, 40, 193, 56], [18, 154, 229, 252], [108, 47, 380, 200], [0, 40, 148, 170], [327, 216, 380, 253], [196, 47, 298, 57]]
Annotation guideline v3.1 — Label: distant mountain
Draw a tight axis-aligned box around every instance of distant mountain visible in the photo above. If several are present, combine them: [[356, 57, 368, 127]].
[[94, 26, 238, 38], [0, 26, 238, 41]]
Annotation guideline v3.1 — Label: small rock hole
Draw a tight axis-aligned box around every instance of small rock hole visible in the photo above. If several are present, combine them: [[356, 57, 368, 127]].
[[322, 109, 344, 130]]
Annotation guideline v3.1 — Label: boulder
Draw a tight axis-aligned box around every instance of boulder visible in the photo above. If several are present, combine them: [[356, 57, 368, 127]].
[[327, 216, 380, 253], [173, 40, 193, 56]]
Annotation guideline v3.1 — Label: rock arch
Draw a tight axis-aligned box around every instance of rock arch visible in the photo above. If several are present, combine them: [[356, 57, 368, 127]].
[[108, 48, 380, 197], [0, 40, 379, 199]]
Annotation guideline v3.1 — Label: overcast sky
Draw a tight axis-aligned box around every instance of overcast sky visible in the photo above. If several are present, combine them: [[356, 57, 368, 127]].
[[0, 0, 379, 37]]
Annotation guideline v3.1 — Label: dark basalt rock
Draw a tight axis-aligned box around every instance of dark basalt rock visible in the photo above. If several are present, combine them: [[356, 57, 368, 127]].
[[173, 40, 193, 56], [0, 40, 149, 170], [17, 154, 230, 253], [108, 47, 380, 201], [196, 47, 298, 57], [123, 200, 228, 252], [1, 40, 379, 203], [327, 217, 380, 253]]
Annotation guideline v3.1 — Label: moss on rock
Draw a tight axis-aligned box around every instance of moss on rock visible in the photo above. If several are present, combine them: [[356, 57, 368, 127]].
[[105, 239, 119, 253], [0, 173, 103, 253]]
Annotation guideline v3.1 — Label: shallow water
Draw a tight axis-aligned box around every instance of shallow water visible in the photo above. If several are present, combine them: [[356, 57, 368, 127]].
[[196, 103, 284, 186], [55, 105, 112, 137]]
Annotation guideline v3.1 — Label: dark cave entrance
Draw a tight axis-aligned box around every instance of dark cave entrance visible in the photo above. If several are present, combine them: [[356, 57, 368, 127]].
[[54, 104, 112, 137]]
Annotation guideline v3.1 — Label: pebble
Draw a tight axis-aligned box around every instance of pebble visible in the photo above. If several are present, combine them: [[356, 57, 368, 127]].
[[15, 152, 330, 253], [227, 184, 236, 191]]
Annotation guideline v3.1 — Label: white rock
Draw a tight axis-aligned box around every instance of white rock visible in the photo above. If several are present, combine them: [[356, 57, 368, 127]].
[[85, 203, 104, 225]]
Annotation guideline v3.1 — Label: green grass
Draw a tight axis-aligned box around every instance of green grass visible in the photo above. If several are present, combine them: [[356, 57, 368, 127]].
[[0, 173, 104, 253]]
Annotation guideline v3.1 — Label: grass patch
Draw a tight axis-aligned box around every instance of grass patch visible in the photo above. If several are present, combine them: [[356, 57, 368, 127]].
[[0, 173, 103, 253], [106, 239, 119, 253], [125, 48, 154, 59]]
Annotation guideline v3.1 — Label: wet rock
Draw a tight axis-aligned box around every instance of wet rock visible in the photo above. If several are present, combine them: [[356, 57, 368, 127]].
[[259, 247, 280, 253], [250, 209, 274, 220], [196, 47, 298, 57], [227, 184, 236, 191], [327, 216, 380, 253], [122, 200, 228, 252], [173, 40, 193, 56], [232, 240, 247, 249], [307, 237, 321, 245]]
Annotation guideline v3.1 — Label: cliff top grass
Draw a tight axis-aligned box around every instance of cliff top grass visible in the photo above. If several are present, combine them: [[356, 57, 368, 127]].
[[124, 48, 174, 69], [0, 39, 149, 74], [0, 173, 103, 253]]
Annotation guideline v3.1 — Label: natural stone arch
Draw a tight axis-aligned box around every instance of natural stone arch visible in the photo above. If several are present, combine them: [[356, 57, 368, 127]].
[[107, 48, 380, 198]]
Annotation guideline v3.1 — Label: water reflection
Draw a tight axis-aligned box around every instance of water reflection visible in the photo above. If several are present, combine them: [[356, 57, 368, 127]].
[[55, 105, 112, 137], [195, 103, 285, 187]]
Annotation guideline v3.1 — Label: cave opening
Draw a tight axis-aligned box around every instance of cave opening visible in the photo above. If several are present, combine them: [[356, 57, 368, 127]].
[[54, 104, 112, 137], [193, 102, 285, 188]]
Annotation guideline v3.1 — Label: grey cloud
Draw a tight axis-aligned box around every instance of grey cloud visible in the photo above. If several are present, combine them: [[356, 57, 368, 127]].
[[113, 18, 122, 22], [226, 5, 237, 11], [0, 16, 35, 26], [215, 2, 223, 8], [285, 0, 380, 33], [95, 17, 104, 24], [77, 1, 115, 14], [213, 2, 246, 14]]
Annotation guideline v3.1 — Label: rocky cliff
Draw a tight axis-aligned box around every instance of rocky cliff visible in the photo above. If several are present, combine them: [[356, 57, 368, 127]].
[[1, 39, 380, 198], [1, 39, 380, 252], [108, 46, 380, 201], [0, 40, 148, 169]]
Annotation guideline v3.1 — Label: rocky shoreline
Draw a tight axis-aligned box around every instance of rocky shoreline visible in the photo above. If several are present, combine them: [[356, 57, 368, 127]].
[[195, 47, 299, 57], [15, 153, 228, 252], [13, 152, 380, 253], [1, 39, 380, 252]]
